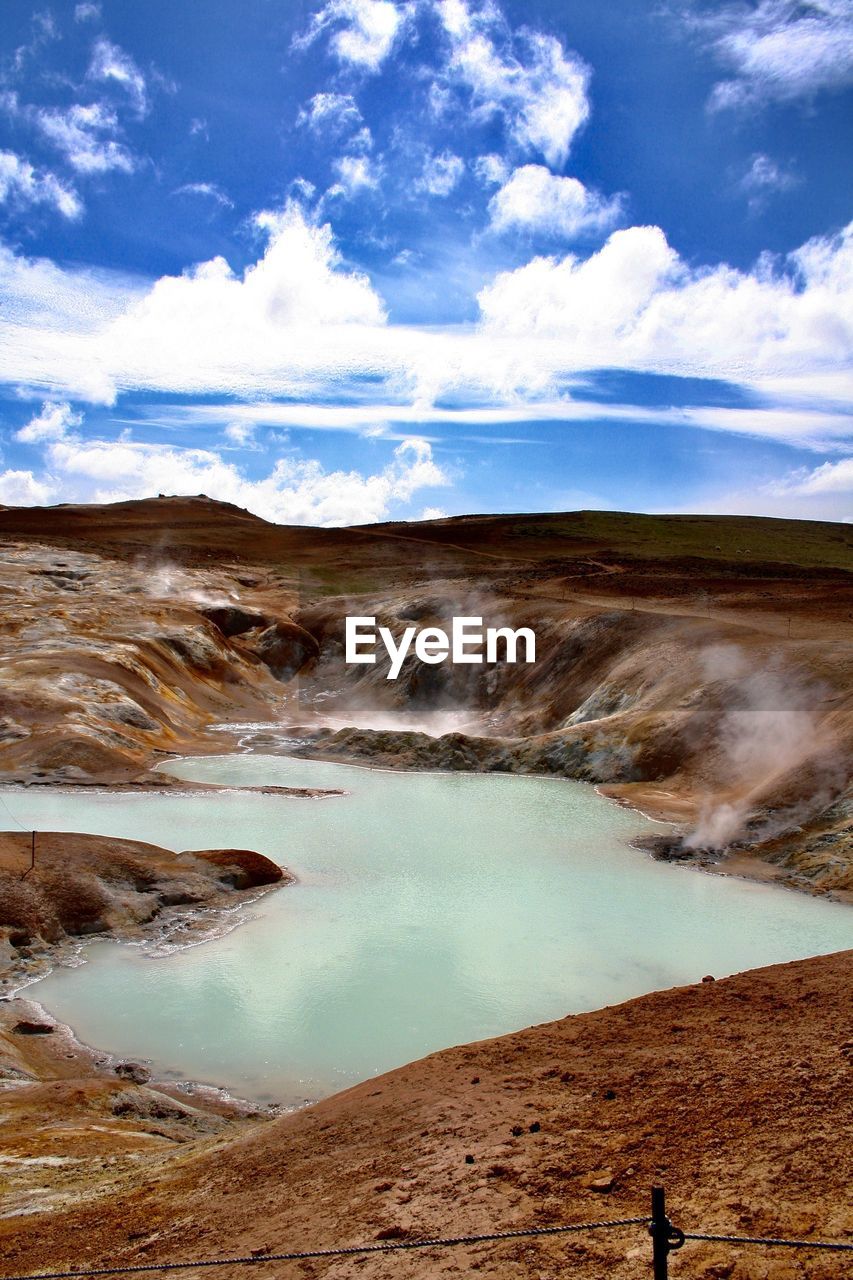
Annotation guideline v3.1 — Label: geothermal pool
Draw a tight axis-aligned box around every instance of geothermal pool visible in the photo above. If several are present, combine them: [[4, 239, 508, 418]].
[[23, 754, 853, 1104]]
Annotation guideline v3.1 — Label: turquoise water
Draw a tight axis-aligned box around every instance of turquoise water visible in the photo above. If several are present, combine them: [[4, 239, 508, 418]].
[[21, 754, 853, 1104]]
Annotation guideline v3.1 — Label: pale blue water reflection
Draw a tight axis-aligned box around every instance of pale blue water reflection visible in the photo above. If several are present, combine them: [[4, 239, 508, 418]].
[[24, 755, 853, 1103]]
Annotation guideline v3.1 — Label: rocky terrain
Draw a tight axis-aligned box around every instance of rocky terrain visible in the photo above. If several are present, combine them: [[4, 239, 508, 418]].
[[1, 497, 851, 895], [0, 830, 290, 991], [0, 949, 850, 1279], [0, 498, 851, 1277]]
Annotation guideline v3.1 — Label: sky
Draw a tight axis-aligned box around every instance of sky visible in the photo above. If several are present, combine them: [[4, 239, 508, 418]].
[[0, 0, 851, 526]]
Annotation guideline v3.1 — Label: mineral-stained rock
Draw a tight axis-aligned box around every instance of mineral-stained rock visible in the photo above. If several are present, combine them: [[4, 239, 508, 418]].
[[12, 1019, 54, 1035], [187, 849, 285, 889], [253, 620, 319, 680], [114, 1061, 152, 1084], [201, 606, 270, 637]]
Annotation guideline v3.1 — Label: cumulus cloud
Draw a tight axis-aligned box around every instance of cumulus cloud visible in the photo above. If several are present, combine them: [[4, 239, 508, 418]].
[[477, 220, 853, 388], [87, 37, 149, 116], [0, 150, 82, 219], [36, 103, 136, 174], [0, 434, 447, 525], [75, 4, 102, 22], [488, 164, 622, 239], [1, 202, 851, 428], [416, 150, 464, 196], [0, 469, 55, 507], [294, 0, 409, 72], [15, 400, 82, 443], [689, 0, 853, 111], [436, 0, 590, 166]]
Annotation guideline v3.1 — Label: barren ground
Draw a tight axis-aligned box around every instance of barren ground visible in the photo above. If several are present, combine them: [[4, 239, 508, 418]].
[[0, 499, 851, 1277]]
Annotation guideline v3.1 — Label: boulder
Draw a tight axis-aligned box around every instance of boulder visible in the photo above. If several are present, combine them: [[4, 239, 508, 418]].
[[13, 1019, 54, 1035], [201, 606, 270, 637], [114, 1061, 152, 1084], [254, 621, 319, 680], [188, 849, 285, 888]]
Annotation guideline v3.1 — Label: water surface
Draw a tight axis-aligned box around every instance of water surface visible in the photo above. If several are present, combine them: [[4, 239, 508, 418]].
[[22, 754, 853, 1104]]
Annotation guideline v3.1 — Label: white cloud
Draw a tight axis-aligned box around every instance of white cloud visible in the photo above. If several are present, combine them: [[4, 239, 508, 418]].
[[298, 92, 363, 133], [36, 103, 136, 174], [488, 164, 622, 239], [477, 220, 853, 389], [0, 469, 55, 507], [416, 151, 464, 196], [691, 0, 853, 110], [770, 456, 853, 495], [8, 434, 446, 526], [174, 181, 233, 208], [1, 203, 851, 439], [223, 420, 256, 446], [740, 152, 798, 201], [436, 0, 590, 166], [142, 398, 853, 450], [294, 0, 409, 72], [684, 455, 853, 521], [473, 152, 509, 186], [87, 38, 149, 116], [75, 3, 101, 22], [0, 150, 82, 219], [15, 401, 82, 443], [330, 153, 380, 196]]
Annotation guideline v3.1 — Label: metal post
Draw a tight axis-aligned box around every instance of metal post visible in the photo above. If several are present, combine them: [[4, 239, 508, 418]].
[[649, 1186, 685, 1278], [21, 830, 35, 881]]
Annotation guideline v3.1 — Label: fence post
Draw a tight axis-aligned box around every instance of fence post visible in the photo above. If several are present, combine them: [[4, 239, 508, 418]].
[[649, 1186, 685, 1277]]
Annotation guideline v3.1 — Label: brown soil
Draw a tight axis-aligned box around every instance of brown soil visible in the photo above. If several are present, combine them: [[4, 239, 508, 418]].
[[0, 950, 850, 1279]]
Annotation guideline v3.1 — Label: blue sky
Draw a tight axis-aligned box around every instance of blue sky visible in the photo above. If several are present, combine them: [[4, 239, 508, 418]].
[[0, 0, 851, 524]]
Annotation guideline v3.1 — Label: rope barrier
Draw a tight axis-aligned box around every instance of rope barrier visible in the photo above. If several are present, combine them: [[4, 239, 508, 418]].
[[3, 1188, 852, 1280], [684, 1231, 853, 1251], [0, 1218, 648, 1280]]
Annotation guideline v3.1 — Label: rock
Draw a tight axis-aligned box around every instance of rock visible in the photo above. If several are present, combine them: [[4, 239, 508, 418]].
[[114, 1061, 152, 1084], [582, 1169, 615, 1193], [702, 974, 716, 983], [189, 849, 285, 888], [201, 606, 269, 637], [13, 1019, 54, 1035], [254, 620, 319, 681]]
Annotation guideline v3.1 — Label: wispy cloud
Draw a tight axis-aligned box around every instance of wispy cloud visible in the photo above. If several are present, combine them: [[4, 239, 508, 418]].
[[173, 181, 234, 208], [35, 103, 136, 174], [87, 37, 149, 116], [0, 150, 82, 219], [415, 150, 464, 196], [686, 0, 853, 111], [436, 0, 590, 167], [297, 92, 364, 134]]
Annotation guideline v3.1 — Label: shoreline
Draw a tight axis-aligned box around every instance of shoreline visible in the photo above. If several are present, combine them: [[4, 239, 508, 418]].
[[3, 743, 850, 1117]]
